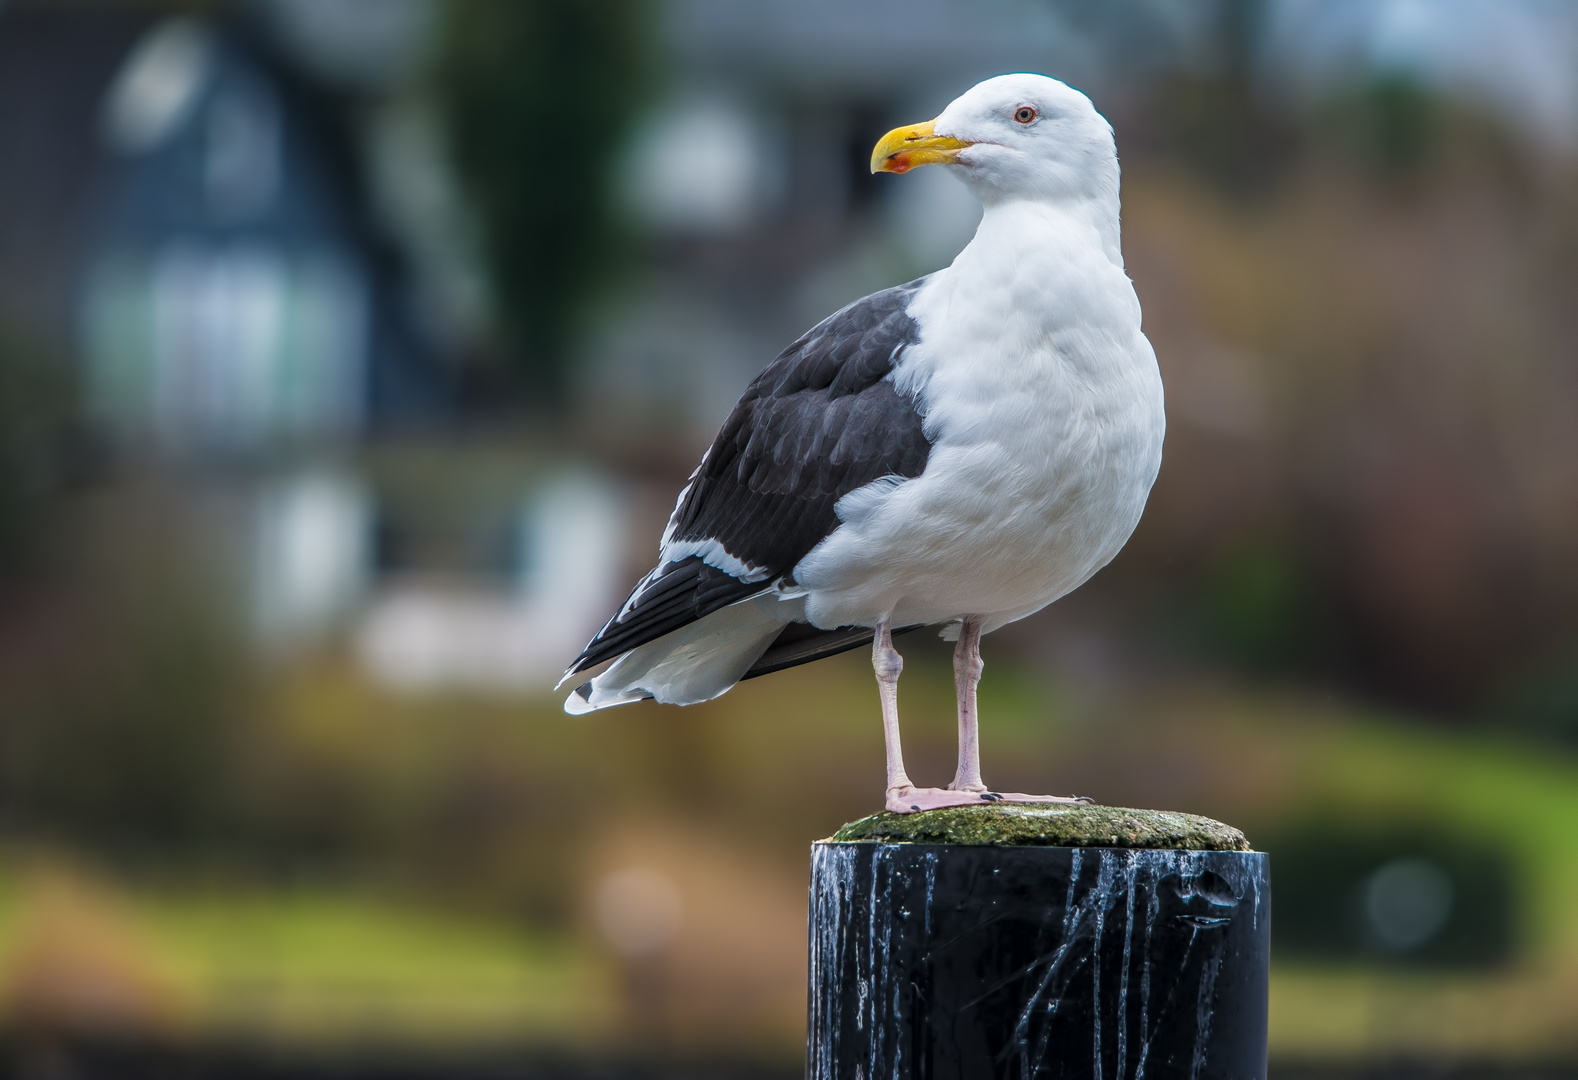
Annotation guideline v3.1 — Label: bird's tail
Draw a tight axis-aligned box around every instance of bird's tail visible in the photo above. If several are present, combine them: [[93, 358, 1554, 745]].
[[563, 594, 795, 714]]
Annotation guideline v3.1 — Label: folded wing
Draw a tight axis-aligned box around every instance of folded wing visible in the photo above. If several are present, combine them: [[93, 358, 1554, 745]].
[[565, 276, 935, 681]]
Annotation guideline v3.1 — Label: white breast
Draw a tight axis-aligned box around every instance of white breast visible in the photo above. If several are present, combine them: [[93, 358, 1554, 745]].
[[793, 198, 1165, 633]]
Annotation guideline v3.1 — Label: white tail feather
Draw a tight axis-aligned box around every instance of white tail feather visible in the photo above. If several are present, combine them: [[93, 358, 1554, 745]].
[[562, 594, 798, 714]]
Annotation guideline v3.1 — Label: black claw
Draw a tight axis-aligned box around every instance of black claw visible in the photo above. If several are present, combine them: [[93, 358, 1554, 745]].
[[911, 804, 921, 812], [1074, 795, 1094, 804], [980, 792, 1003, 802]]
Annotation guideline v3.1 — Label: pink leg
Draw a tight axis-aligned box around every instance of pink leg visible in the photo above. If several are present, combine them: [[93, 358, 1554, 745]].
[[880, 617, 1003, 814], [959, 622, 1091, 807], [873, 617, 913, 794], [948, 619, 987, 792], [882, 619, 1093, 814]]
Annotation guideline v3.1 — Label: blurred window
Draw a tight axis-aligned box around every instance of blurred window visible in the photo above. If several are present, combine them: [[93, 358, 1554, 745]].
[[622, 95, 780, 235], [82, 245, 366, 454]]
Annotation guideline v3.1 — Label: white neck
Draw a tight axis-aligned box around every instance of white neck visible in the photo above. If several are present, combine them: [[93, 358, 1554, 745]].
[[964, 189, 1126, 280], [959, 145, 1123, 256]]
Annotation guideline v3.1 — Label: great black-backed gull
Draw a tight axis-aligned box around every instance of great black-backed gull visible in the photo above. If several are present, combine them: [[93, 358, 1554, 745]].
[[561, 74, 1165, 814]]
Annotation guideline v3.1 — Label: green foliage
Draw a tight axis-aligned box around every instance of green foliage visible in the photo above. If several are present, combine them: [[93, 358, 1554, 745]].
[[1489, 639, 1578, 744], [1264, 819, 1517, 968], [1306, 70, 1535, 191], [1199, 540, 1315, 669], [1165, 537, 1329, 676], [0, 501, 254, 860], [435, 0, 650, 401], [1320, 74, 1444, 180], [0, 328, 264, 862], [1147, 0, 1299, 199]]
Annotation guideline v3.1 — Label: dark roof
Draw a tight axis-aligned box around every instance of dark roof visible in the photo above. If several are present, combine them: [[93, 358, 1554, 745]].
[[0, 5, 152, 339]]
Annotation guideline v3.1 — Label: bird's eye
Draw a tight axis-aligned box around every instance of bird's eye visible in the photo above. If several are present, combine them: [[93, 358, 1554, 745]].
[[1013, 106, 1037, 125]]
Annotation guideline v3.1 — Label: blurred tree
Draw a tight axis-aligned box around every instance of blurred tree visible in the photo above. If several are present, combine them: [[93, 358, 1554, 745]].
[[0, 326, 70, 584], [0, 495, 254, 859], [1264, 819, 1518, 969], [435, 0, 650, 404], [1352, 75, 1441, 178], [1491, 640, 1578, 745], [1194, 538, 1324, 673], [1315, 74, 1444, 183], [1149, 0, 1298, 199]]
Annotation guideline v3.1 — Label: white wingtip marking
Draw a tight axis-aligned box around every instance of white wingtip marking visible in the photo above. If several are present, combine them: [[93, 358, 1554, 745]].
[[563, 680, 650, 715], [563, 683, 597, 715]]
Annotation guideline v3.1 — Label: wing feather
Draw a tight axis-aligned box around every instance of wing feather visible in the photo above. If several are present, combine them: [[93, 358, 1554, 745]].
[[565, 276, 934, 678]]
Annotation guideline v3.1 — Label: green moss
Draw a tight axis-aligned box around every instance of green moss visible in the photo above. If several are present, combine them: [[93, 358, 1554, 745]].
[[827, 804, 1252, 851]]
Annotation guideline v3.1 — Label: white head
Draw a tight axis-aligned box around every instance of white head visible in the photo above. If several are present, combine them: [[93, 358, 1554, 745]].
[[871, 74, 1117, 206]]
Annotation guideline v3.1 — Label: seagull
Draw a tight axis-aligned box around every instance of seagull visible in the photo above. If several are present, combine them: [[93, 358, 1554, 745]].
[[561, 74, 1164, 815]]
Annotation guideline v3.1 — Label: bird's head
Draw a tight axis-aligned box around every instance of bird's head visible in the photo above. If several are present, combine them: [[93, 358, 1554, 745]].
[[871, 74, 1116, 205]]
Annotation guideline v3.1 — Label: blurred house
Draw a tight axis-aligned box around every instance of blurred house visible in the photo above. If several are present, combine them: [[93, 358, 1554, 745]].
[[0, 5, 626, 686], [82, 19, 389, 454], [0, 7, 442, 443]]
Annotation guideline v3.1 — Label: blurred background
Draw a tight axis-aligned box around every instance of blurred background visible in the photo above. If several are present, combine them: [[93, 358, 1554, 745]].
[[1, 0, 1577, 1076]]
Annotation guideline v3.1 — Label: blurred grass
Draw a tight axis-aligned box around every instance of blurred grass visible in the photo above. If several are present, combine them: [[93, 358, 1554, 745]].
[[0, 857, 616, 1047], [147, 887, 613, 1044], [0, 652, 1574, 1058], [1250, 710, 1578, 1059]]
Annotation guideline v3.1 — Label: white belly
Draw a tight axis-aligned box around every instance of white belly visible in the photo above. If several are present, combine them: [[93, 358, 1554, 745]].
[[794, 362, 1162, 630], [792, 212, 1165, 634]]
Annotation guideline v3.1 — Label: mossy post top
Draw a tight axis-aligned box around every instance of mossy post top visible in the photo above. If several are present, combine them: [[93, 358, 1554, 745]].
[[826, 804, 1253, 851]]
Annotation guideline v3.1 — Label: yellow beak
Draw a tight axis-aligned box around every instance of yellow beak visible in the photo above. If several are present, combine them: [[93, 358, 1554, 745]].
[[870, 119, 973, 174]]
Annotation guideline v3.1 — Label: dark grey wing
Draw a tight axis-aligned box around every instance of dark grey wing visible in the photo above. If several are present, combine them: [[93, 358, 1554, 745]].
[[565, 276, 934, 677], [740, 622, 924, 680]]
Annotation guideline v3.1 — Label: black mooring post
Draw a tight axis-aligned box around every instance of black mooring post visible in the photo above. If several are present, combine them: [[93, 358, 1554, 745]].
[[807, 806, 1270, 1080]]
